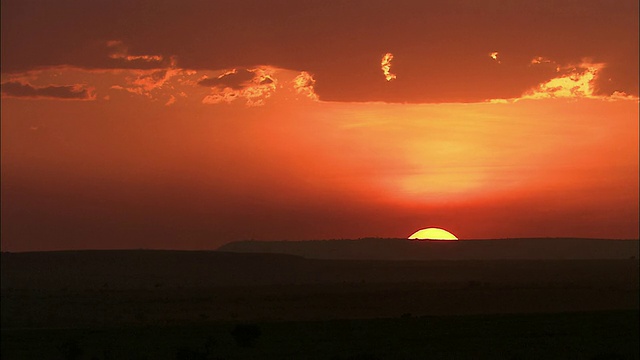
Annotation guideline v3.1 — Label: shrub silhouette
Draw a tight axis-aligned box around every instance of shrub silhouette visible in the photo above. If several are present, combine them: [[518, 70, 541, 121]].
[[59, 339, 83, 360], [231, 324, 261, 348], [591, 352, 625, 360], [332, 353, 381, 360], [175, 346, 208, 360], [175, 337, 216, 360]]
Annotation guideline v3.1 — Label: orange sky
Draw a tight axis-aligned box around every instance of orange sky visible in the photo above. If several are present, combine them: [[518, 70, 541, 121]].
[[1, 0, 638, 250]]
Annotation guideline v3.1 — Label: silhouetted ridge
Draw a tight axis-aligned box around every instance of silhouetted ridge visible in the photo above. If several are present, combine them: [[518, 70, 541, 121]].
[[218, 238, 639, 260]]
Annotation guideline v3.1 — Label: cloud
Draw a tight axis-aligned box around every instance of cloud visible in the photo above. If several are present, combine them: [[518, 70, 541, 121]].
[[381, 53, 397, 81], [107, 40, 163, 63], [530, 56, 560, 72], [201, 90, 240, 105], [530, 56, 551, 65], [1, 81, 95, 100], [2, 0, 637, 103], [490, 52, 500, 64], [201, 68, 277, 106], [1, 65, 316, 106], [111, 63, 188, 98], [523, 62, 602, 99], [260, 77, 274, 85], [131, 69, 174, 92], [490, 60, 639, 101], [198, 69, 256, 90], [165, 95, 176, 106], [293, 71, 319, 100]]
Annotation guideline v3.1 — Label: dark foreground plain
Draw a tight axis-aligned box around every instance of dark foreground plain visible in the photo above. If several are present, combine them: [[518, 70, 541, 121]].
[[3, 311, 638, 359], [2, 247, 639, 359]]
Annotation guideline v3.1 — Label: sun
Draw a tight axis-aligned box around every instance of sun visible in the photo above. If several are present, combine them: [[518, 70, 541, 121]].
[[408, 228, 458, 241]]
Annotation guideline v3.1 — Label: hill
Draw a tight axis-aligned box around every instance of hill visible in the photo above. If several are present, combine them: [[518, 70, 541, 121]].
[[218, 238, 639, 260]]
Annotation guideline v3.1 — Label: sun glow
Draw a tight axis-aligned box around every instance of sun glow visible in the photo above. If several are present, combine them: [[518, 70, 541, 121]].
[[408, 228, 459, 240]]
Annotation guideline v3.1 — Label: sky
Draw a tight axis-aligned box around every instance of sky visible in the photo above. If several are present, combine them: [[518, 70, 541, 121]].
[[1, 0, 638, 251]]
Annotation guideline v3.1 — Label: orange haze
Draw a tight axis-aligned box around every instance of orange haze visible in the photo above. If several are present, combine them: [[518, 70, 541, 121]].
[[1, 0, 638, 251]]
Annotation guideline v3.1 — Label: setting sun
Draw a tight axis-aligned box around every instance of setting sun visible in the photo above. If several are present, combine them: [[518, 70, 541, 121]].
[[408, 228, 459, 241]]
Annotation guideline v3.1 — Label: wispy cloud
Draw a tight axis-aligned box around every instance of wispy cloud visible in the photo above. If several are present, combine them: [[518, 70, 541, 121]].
[[490, 51, 500, 64], [201, 68, 277, 106], [1, 81, 95, 100], [293, 71, 319, 101], [490, 60, 638, 102], [524, 62, 602, 99], [2, 1, 636, 102], [109, 59, 193, 101], [198, 69, 256, 90], [530, 56, 560, 72], [107, 40, 163, 63], [381, 53, 397, 81]]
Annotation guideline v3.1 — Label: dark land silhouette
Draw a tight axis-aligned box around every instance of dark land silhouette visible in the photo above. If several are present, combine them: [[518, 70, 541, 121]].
[[219, 237, 640, 260], [2, 238, 639, 359]]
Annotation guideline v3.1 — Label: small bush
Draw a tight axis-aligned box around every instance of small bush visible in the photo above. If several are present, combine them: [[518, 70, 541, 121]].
[[175, 346, 208, 360], [591, 352, 625, 360], [59, 339, 83, 360], [231, 324, 261, 348]]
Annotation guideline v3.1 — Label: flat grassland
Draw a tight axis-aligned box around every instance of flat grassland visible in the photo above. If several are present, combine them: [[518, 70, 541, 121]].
[[2, 251, 638, 359]]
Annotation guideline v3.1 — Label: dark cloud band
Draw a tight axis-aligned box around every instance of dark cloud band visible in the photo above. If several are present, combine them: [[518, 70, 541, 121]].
[[1, 81, 94, 100], [197, 69, 256, 90], [2, 0, 637, 102]]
